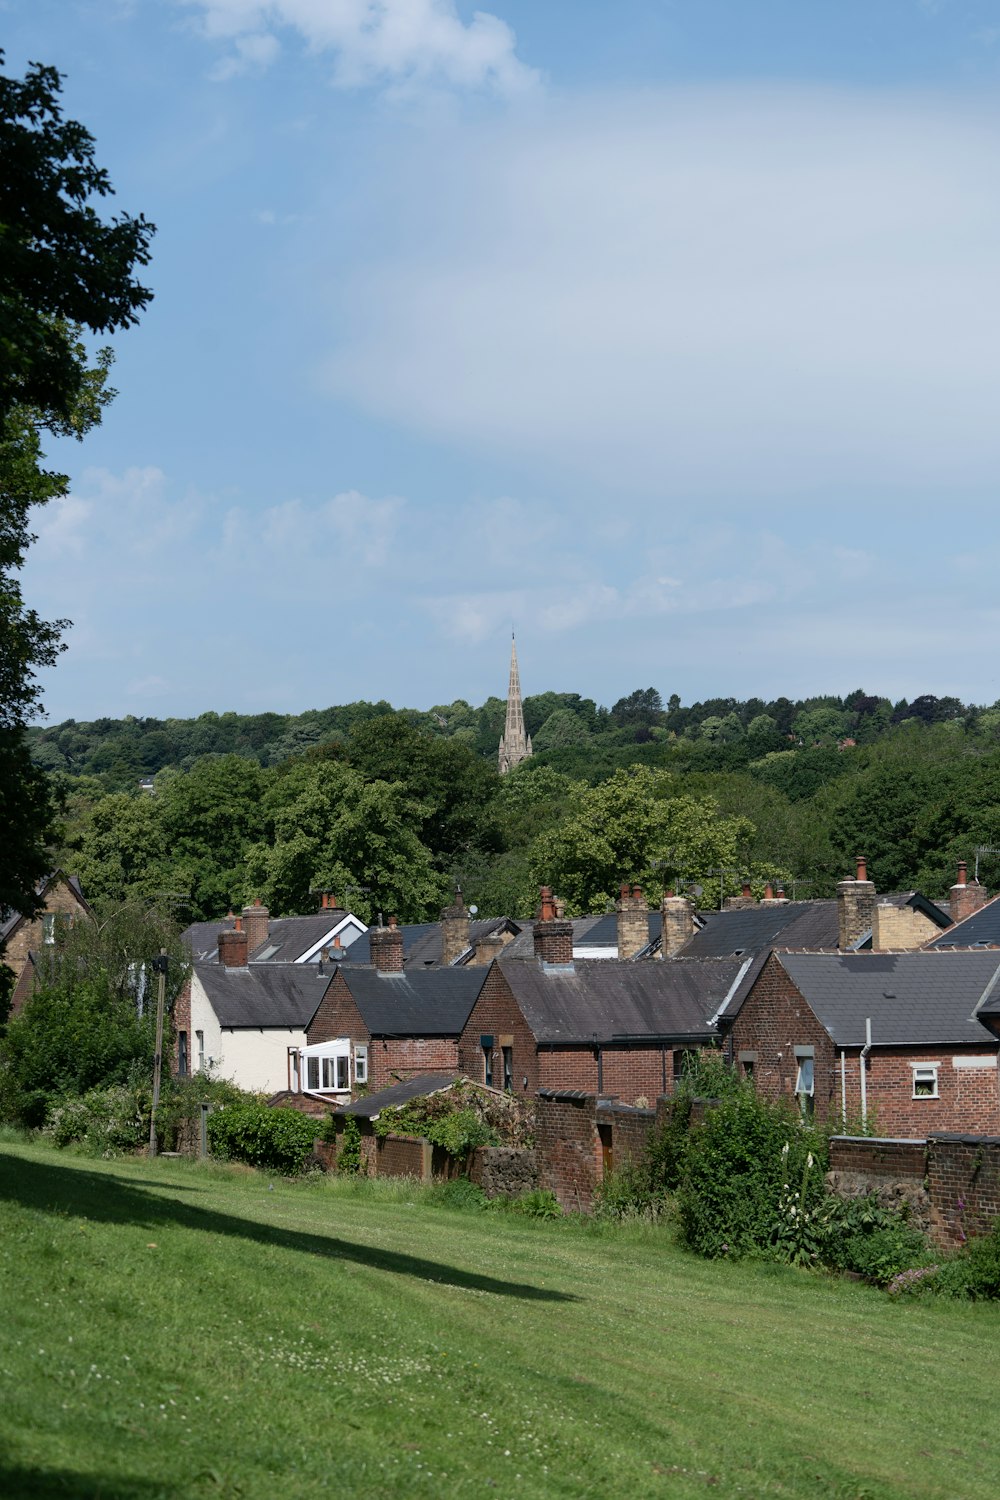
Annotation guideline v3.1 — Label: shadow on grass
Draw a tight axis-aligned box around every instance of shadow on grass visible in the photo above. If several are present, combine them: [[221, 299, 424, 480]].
[[0, 1151, 575, 1303], [0, 1460, 174, 1499]]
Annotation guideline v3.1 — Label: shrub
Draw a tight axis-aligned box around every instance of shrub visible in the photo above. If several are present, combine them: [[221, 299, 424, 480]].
[[676, 1087, 827, 1260], [207, 1101, 318, 1175], [47, 1080, 151, 1156], [425, 1178, 488, 1211], [503, 1189, 562, 1219], [817, 1195, 927, 1285], [594, 1166, 665, 1223], [928, 1221, 1000, 1299], [337, 1115, 364, 1175]]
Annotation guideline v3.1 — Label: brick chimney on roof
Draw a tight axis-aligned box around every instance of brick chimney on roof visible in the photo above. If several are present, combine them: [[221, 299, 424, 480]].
[[369, 915, 404, 973], [440, 888, 471, 966], [534, 886, 573, 965], [951, 860, 987, 925], [218, 915, 248, 968], [837, 856, 877, 950], [660, 889, 695, 958], [724, 880, 754, 911], [242, 897, 269, 954], [616, 883, 649, 959]]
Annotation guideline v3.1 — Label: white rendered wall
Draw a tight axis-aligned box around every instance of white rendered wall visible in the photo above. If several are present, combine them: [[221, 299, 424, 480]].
[[189, 971, 305, 1093]]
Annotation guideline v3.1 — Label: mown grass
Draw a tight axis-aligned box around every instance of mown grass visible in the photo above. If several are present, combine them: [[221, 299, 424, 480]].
[[1, 1139, 999, 1499]]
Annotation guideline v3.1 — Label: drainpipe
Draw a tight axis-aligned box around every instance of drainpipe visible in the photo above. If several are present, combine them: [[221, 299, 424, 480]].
[[859, 1018, 872, 1131], [840, 1049, 847, 1127]]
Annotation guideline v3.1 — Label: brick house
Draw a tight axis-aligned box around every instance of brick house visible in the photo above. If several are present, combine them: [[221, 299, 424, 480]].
[[455, 890, 748, 1106], [183, 892, 367, 965], [719, 949, 1000, 1135], [1, 871, 94, 1015], [299, 957, 488, 1102]]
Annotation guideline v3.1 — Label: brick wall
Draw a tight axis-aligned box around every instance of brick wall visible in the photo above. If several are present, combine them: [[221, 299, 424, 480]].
[[729, 953, 837, 1116], [871, 904, 939, 951], [536, 1094, 602, 1212], [172, 977, 192, 1074], [4, 877, 92, 1008], [377, 1133, 432, 1181], [458, 965, 539, 1096], [828, 1136, 927, 1180], [603, 1105, 656, 1170], [926, 1134, 1000, 1247]]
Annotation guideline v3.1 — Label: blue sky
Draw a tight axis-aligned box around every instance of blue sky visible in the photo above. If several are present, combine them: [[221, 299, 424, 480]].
[[10, 0, 1000, 721]]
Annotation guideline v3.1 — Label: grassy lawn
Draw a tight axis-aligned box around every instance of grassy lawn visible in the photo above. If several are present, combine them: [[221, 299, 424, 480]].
[[1, 1139, 999, 1499]]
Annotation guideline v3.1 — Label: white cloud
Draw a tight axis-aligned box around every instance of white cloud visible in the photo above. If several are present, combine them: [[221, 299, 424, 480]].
[[320, 87, 1000, 499], [181, 0, 538, 95]]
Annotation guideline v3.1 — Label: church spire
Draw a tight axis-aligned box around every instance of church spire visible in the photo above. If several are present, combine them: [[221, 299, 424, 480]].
[[498, 634, 532, 774]]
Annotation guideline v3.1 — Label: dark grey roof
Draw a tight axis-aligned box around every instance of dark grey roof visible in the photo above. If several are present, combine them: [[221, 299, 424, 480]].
[[335, 1074, 462, 1118], [184, 911, 366, 964], [683, 902, 840, 957], [338, 967, 489, 1036], [501, 915, 624, 958], [775, 951, 1000, 1047], [927, 894, 1000, 950], [343, 917, 518, 969], [194, 962, 332, 1028], [497, 956, 746, 1045]]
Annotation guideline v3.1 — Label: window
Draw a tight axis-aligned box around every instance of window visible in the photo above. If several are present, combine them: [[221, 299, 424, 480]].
[[794, 1047, 815, 1119], [502, 1045, 513, 1092], [738, 1050, 757, 1081], [481, 1035, 494, 1088], [196, 1030, 205, 1070], [912, 1064, 939, 1099], [177, 1031, 188, 1077], [302, 1039, 352, 1093], [355, 1045, 368, 1085], [41, 913, 56, 945]]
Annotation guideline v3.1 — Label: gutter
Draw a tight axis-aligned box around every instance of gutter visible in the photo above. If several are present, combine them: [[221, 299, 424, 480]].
[[860, 1017, 872, 1130]]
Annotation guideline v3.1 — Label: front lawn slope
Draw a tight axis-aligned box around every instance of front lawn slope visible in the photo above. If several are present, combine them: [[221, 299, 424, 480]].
[[1, 1141, 997, 1499]]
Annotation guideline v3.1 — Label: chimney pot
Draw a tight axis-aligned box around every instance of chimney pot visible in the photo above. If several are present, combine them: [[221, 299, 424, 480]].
[[742, 880, 752, 899], [764, 884, 774, 901], [856, 856, 868, 883], [957, 861, 968, 886]]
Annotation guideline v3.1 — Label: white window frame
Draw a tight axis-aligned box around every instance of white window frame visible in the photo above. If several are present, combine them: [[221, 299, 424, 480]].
[[912, 1063, 940, 1099], [354, 1044, 368, 1085], [196, 1030, 205, 1070], [42, 913, 56, 945], [793, 1047, 815, 1098], [301, 1038, 352, 1094]]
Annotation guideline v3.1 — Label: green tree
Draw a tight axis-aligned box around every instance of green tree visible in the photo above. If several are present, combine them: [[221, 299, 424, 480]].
[[531, 765, 756, 912], [0, 901, 186, 1127], [0, 53, 153, 921]]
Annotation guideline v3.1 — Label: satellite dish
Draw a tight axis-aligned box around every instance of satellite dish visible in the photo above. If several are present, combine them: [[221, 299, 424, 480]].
[[691, 885, 704, 898], [469, 904, 479, 916]]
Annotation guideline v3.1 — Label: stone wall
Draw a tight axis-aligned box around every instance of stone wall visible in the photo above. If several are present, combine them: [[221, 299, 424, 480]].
[[470, 1146, 538, 1198], [828, 1133, 1000, 1247]]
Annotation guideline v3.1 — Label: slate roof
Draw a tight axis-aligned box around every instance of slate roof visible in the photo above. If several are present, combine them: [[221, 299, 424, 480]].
[[684, 902, 840, 956], [344, 917, 518, 968], [184, 911, 366, 964], [194, 962, 332, 1028], [335, 1074, 463, 1118], [497, 956, 746, 1045], [335, 967, 489, 1036], [772, 951, 1000, 1047], [926, 894, 1000, 950]]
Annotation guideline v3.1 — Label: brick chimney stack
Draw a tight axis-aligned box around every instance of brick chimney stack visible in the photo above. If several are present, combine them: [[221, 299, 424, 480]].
[[218, 915, 248, 968], [369, 915, 404, 973], [660, 889, 695, 958], [760, 882, 789, 907], [951, 860, 987, 925], [724, 880, 755, 911], [242, 897, 269, 955], [837, 856, 877, 950], [533, 886, 573, 966], [440, 888, 471, 966], [616, 883, 649, 959]]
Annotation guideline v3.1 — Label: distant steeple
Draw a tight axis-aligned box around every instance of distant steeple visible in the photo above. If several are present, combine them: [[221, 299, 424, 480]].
[[498, 634, 532, 774]]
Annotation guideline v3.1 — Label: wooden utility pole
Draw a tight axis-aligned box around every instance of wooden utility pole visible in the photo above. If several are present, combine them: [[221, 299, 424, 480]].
[[148, 950, 168, 1157]]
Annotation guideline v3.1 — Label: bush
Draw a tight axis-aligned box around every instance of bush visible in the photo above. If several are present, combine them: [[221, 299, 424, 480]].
[[594, 1166, 665, 1223], [337, 1115, 364, 1174], [501, 1189, 562, 1219], [817, 1195, 926, 1285], [676, 1087, 827, 1260], [47, 1080, 151, 1156], [926, 1222, 1000, 1299], [425, 1178, 488, 1211], [207, 1100, 318, 1175]]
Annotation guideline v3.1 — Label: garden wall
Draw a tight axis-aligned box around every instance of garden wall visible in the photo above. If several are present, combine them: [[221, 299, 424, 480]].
[[828, 1134, 1000, 1247]]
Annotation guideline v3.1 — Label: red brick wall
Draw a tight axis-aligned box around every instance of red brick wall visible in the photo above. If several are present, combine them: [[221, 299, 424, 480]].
[[605, 1107, 656, 1170], [307, 972, 458, 1092], [536, 1095, 602, 1212], [857, 1052, 1000, 1137], [307, 971, 367, 1047], [729, 953, 836, 1117], [377, 1133, 432, 1181], [458, 965, 539, 1096], [927, 1135, 1000, 1247], [828, 1137, 927, 1180], [172, 977, 192, 1075]]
